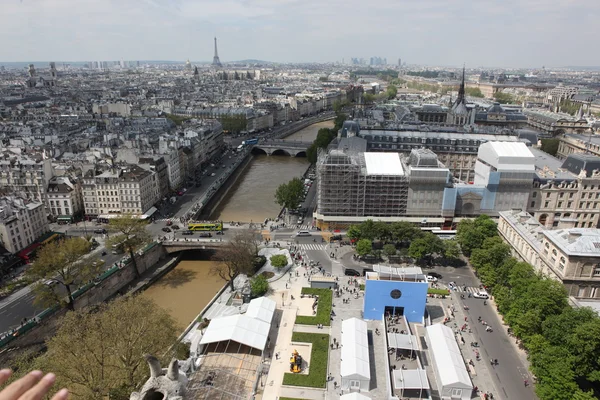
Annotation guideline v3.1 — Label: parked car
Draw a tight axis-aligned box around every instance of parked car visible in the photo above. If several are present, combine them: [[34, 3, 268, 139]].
[[344, 268, 361, 277], [162, 227, 172, 233], [182, 231, 194, 236], [362, 268, 373, 276]]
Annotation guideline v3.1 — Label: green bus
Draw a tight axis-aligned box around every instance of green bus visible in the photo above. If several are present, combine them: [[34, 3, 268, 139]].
[[187, 222, 223, 231]]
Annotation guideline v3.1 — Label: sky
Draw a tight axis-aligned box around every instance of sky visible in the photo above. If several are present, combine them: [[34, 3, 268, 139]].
[[1, 0, 599, 68]]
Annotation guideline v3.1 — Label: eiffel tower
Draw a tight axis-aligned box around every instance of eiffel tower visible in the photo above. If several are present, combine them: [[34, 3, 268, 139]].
[[212, 37, 222, 67]]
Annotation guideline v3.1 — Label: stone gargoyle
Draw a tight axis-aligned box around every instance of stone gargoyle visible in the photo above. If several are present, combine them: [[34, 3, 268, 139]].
[[129, 354, 188, 400]]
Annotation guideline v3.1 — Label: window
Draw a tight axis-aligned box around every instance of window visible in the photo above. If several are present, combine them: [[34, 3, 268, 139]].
[[546, 192, 551, 198], [532, 192, 537, 198], [594, 267, 600, 276], [451, 389, 463, 397]]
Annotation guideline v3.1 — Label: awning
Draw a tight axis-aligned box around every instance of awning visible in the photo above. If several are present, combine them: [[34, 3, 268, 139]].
[[141, 206, 158, 220], [57, 215, 73, 221], [392, 369, 430, 390], [388, 333, 419, 351]]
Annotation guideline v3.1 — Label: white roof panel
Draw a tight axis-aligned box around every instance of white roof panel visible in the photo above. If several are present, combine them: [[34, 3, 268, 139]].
[[426, 324, 472, 390], [199, 314, 270, 351], [340, 393, 371, 400], [340, 318, 370, 380], [392, 369, 430, 390], [364, 152, 404, 176], [245, 296, 276, 324]]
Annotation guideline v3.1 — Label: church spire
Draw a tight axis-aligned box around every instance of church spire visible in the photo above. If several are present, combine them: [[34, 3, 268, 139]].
[[456, 65, 466, 105]]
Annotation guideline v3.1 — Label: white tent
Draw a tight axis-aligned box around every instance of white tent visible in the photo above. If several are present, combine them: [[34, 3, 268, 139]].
[[392, 369, 430, 398], [426, 324, 473, 400], [341, 318, 371, 392], [200, 314, 270, 351], [340, 393, 371, 400], [245, 296, 276, 324]]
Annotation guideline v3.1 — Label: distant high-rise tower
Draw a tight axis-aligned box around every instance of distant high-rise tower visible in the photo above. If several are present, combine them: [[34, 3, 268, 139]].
[[212, 37, 222, 67]]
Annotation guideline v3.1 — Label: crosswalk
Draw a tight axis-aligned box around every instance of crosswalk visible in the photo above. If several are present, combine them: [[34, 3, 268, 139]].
[[298, 243, 327, 251], [450, 286, 480, 294], [294, 224, 313, 230]]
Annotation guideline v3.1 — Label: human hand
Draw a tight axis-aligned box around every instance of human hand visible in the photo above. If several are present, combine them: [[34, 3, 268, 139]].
[[0, 369, 68, 400]]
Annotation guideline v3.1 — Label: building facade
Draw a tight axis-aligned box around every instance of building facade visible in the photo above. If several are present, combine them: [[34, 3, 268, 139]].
[[498, 209, 600, 300], [0, 197, 48, 253], [46, 176, 84, 223]]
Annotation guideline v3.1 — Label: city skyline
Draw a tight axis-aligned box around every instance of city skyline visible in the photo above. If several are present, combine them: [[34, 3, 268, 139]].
[[1, 0, 599, 68]]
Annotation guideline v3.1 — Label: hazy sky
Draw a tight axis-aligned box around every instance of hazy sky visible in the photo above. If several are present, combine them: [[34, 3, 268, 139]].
[[1, 0, 598, 67]]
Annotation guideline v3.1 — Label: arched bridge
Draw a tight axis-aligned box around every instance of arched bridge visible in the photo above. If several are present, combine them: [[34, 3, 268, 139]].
[[252, 140, 311, 157], [162, 239, 227, 254]]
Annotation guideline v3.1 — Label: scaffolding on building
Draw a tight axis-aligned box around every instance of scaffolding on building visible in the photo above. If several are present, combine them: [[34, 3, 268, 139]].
[[316, 148, 409, 228]]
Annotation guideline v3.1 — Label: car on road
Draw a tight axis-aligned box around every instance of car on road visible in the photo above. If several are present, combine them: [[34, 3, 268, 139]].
[[344, 268, 361, 277], [94, 228, 107, 234], [473, 290, 489, 299], [362, 268, 373, 276], [198, 232, 212, 238], [426, 275, 438, 282], [296, 230, 311, 237], [448, 281, 457, 290], [171, 225, 180, 230], [211, 173, 216, 177], [182, 230, 194, 236], [427, 272, 443, 279], [162, 227, 172, 233]]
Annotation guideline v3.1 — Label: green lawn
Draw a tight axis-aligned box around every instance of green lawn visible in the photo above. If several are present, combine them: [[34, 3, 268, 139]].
[[282, 332, 329, 388], [295, 288, 333, 326], [428, 288, 450, 296]]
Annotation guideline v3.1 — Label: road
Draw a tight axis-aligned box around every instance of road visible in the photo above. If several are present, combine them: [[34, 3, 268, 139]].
[[428, 263, 537, 400], [0, 113, 332, 336], [0, 238, 124, 334]]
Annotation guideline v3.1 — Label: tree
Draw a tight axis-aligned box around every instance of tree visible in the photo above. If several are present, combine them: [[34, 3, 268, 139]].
[[346, 225, 362, 242], [333, 113, 347, 131], [27, 237, 102, 310], [408, 233, 444, 265], [383, 244, 397, 256], [541, 138, 560, 157], [493, 91, 515, 104], [465, 87, 484, 97], [386, 84, 398, 100], [355, 239, 372, 257], [40, 295, 178, 400], [211, 229, 258, 291], [220, 114, 248, 133], [307, 128, 336, 163], [390, 221, 421, 243], [275, 177, 305, 220], [270, 254, 288, 269], [359, 219, 379, 241], [107, 214, 152, 278], [443, 239, 461, 261], [250, 274, 270, 298]]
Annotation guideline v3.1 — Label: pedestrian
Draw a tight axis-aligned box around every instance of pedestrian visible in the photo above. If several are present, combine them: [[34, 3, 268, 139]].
[[333, 381, 338, 389]]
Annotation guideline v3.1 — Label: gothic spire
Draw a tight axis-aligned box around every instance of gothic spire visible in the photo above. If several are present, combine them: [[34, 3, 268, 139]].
[[456, 65, 466, 105]]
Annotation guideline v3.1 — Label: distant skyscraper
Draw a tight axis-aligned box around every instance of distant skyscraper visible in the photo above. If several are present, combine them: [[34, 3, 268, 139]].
[[398, 58, 402, 67], [212, 37, 222, 67]]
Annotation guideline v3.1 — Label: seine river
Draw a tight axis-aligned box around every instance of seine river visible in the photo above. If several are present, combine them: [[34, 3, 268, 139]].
[[144, 120, 333, 327]]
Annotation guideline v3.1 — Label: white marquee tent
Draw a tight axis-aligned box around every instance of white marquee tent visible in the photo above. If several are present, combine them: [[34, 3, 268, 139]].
[[200, 297, 276, 352], [340, 318, 371, 392], [426, 324, 473, 400]]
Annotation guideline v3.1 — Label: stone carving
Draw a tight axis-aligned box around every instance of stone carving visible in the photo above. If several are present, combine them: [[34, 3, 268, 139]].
[[130, 354, 188, 400], [578, 169, 587, 179], [592, 169, 600, 178]]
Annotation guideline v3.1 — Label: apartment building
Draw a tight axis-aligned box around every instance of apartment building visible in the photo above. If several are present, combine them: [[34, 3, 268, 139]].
[[498, 209, 600, 300], [557, 134, 600, 159], [82, 165, 158, 218], [0, 155, 54, 205], [528, 149, 600, 229], [46, 176, 84, 223], [0, 197, 48, 253]]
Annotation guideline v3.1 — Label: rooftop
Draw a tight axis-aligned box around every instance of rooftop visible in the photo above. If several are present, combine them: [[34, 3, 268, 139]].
[[543, 229, 600, 257], [364, 152, 404, 176]]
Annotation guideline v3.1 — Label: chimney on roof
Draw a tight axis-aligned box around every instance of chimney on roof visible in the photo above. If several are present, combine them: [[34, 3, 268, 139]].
[[558, 218, 577, 230], [568, 230, 582, 243]]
